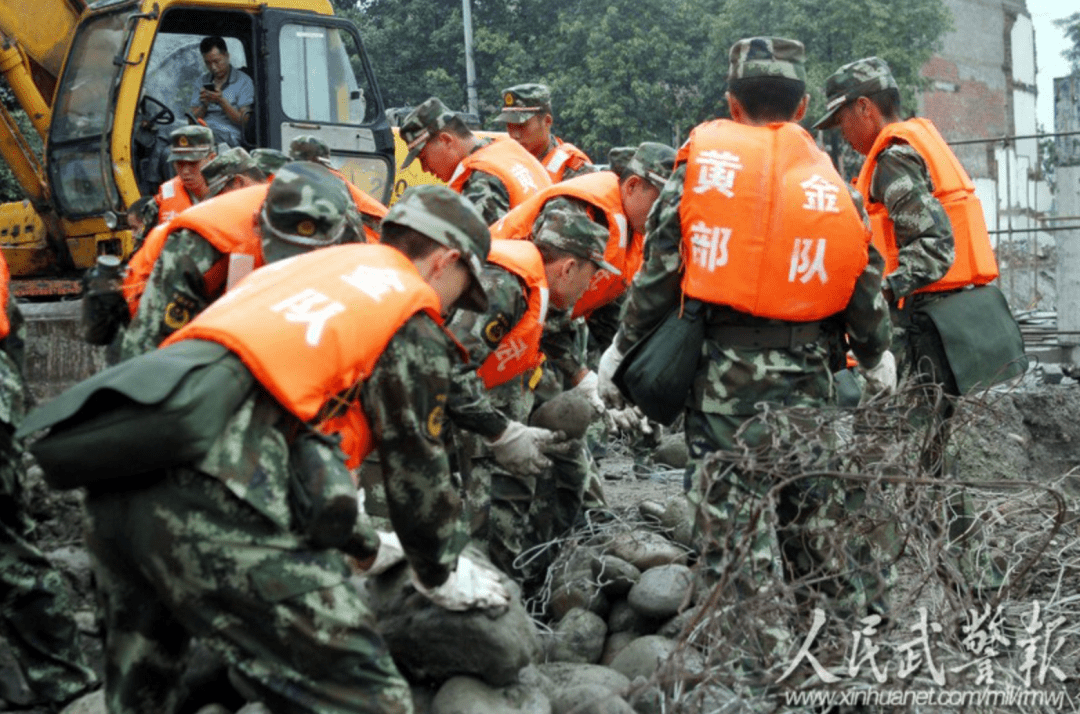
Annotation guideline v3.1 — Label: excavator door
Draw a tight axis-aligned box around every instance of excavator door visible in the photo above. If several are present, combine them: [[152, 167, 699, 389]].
[[261, 10, 394, 204]]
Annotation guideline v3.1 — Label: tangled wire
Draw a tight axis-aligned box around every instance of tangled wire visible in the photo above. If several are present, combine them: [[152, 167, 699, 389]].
[[530, 380, 1080, 712]]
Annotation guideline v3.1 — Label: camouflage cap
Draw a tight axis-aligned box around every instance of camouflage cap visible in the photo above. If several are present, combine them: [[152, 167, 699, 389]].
[[533, 206, 619, 275], [624, 142, 676, 190], [727, 37, 807, 84], [201, 147, 265, 198], [250, 148, 291, 176], [813, 56, 899, 130], [607, 146, 635, 178], [382, 185, 491, 312], [493, 83, 552, 123], [259, 161, 359, 263], [289, 135, 333, 166], [399, 97, 458, 168], [167, 125, 215, 162]]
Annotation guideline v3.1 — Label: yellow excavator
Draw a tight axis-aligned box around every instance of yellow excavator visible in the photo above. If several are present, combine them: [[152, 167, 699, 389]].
[[0, 0, 395, 297]]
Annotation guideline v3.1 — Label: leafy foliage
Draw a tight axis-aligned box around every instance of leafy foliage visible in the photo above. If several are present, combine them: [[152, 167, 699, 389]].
[[1055, 12, 1080, 74], [350, 0, 951, 159]]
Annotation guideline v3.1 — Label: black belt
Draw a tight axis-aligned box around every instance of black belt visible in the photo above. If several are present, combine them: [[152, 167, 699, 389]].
[[707, 321, 824, 350]]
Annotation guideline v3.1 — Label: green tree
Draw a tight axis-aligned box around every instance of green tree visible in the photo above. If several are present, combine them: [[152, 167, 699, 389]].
[[1055, 12, 1080, 73], [349, 0, 952, 161]]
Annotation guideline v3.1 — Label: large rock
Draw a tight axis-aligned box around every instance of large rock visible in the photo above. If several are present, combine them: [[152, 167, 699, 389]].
[[652, 434, 688, 469], [626, 564, 694, 620], [607, 636, 674, 682], [370, 557, 540, 687], [656, 495, 695, 549], [552, 685, 634, 714], [605, 532, 689, 571], [544, 607, 607, 664], [431, 675, 551, 714], [548, 547, 608, 621], [606, 599, 659, 636], [591, 555, 640, 598], [533, 663, 631, 700], [529, 391, 597, 440], [599, 631, 636, 666], [608, 636, 705, 683]]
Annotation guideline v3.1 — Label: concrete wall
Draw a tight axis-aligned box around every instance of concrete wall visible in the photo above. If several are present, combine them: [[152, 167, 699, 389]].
[[918, 0, 1052, 312]]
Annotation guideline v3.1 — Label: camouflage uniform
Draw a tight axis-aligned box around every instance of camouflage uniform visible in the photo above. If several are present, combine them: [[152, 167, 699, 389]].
[[0, 299, 98, 709], [816, 57, 991, 588], [200, 147, 266, 198], [494, 84, 594, 182], [250, 148, 290, 176], [146, 125, 217, 227], [616, 39, 892, 620], [119, 162, 361, 359], [400, 98, 542, 224], [538, 143, 676, 501], [814, 57, 955, 384], [82, 186, 490, 714], [289, 135, 334, 165], [606, 146, 635, 178], [448, 207, 613, 581]]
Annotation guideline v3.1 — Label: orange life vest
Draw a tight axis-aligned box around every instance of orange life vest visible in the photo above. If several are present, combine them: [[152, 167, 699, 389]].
[[491, 171, 637, 319], [0, 252, 10, 340], [122, 222, 171, 317], [855, 118, 999, 294], [539, 137, 592, 183], [449, 137, 552, 208], [163, 244, 443, 466], [154, 177, 195, 224], [475, 240, 549, 388], [678, 119, 869, 321]]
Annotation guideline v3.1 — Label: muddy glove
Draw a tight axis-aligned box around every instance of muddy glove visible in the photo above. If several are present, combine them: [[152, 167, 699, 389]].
[[487, 420, 569, 476], [410, 555, 510, 613], [606, 405, 653, 436], [597, 343, 627, 408], [365, 531, 406, 575], [859, 350, 897, 401], [568, 370, 605, 416]]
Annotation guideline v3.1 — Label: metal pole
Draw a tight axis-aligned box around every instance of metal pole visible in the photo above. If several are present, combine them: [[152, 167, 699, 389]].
[[462, 0, 479, 116]]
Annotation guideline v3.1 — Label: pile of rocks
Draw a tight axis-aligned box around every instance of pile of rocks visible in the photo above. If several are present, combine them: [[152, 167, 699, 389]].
[[354, 495, 742, 714]]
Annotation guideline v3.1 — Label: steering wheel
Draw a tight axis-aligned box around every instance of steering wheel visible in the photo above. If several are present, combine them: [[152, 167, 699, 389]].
[[139, 94, 175, 126]]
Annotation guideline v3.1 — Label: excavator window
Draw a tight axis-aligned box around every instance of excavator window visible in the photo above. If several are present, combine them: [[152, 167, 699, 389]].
[[279, 24, 370, 126], [49, 10, 129, 217], [134, 11, 255, 194]]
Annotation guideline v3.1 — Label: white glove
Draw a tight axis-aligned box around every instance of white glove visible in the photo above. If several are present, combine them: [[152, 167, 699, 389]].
[[487, 420, 568, 476], [606, 405, 654, 436], [366, 531, 405, 575], [569, 370, 605, 416], [411, 555, 510, 613], [859, 350, 897, 400], [597, 343, 627, 408]]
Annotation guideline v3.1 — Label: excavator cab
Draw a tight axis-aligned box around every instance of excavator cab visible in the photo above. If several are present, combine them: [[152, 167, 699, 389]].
[[7, 0, 394, 287]]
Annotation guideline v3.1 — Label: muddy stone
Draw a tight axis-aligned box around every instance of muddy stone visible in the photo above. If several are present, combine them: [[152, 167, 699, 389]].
[[431, 675, 551, 714], [529, 391, 596, 440]]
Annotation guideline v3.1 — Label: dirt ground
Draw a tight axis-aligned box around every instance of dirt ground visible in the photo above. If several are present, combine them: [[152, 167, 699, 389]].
[[14, 378, 1080, 712]]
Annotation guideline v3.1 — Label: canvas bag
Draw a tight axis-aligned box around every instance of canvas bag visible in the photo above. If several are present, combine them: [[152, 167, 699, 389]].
[[613, 300, 705, 425], [17, 339, 255, 489], [915, 284, 1028, 395]]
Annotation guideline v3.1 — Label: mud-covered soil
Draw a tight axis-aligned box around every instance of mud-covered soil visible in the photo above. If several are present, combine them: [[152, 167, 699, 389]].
[[13, 381, 1080, 713]]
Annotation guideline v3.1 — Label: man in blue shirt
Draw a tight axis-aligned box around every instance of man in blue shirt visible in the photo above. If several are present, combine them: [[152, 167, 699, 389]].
[[189, 36, 254, 147]]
